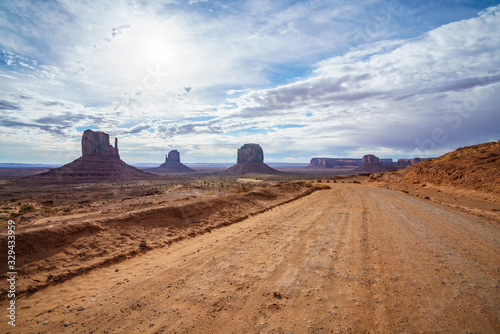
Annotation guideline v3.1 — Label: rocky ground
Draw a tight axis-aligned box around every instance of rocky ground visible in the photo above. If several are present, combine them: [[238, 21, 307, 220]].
[[1, 141, 498, 333], [0, 178, 325, 298], [1, 183, 498, 333], [370, 141, 500, 221]]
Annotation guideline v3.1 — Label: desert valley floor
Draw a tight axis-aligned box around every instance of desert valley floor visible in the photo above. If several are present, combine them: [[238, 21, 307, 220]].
[[2, 182, 498, 333]]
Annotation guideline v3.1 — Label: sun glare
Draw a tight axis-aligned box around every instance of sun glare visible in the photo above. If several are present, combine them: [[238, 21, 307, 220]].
[[142, 36, 173, 64]]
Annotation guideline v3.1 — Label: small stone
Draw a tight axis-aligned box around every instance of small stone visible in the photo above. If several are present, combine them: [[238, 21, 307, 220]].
[[43, 321, 49, 325], [64, 321, 71, 327]]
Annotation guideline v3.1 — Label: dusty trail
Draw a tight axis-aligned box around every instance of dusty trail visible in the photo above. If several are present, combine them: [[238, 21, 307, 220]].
[[3, 184, 499, 333]]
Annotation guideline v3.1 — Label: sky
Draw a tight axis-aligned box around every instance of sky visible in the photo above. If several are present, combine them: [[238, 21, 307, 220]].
[[0, 0, 499, 164]]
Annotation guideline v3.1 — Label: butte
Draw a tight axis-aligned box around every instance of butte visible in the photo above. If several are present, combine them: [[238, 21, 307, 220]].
[[25, 129, 156, 183], [148, 150, 195, 173], [354, 154, 395, 173], [226, 143, 280, 175]]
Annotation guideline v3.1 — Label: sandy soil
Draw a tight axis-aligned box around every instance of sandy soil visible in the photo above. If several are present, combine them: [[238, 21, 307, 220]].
[[369, 141, 500, 222], [370, 179, 500, 221], [2, 183, 498, 333], [0, 181, 318, 296]]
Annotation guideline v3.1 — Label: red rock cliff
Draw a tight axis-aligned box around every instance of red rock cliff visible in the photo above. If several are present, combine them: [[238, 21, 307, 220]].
[[82, 130, 119, 158]]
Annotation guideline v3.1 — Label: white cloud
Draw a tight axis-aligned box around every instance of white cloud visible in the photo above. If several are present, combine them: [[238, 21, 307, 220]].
[[0, 2, 499, 163], [186, 5, 499, 160]]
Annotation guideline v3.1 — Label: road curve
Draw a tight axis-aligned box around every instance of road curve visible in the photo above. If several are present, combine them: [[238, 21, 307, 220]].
[[5, 184, 500, 333]]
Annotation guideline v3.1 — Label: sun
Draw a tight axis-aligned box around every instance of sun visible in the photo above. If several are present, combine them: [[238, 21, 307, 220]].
[[142, 35, 173, 64]]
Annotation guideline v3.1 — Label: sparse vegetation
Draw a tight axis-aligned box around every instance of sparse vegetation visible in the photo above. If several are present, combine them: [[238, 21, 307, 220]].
[[234, 183, 254, 194], [377, 140, 500, 194]]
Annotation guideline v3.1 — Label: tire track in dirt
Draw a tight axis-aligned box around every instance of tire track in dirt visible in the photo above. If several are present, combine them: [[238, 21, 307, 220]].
[[364, 187, 499, 333], [3, 184, 499, 333]]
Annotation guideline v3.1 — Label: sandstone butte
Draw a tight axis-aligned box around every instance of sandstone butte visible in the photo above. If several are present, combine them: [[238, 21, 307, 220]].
[[25, 129, 156, 183], [148, 150, 195, 173], [354, 154, 396, 173], [226, 143, 280, 175]]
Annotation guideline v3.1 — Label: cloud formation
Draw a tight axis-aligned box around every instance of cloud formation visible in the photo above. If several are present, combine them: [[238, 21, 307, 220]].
[[0, 1, 499, 163]]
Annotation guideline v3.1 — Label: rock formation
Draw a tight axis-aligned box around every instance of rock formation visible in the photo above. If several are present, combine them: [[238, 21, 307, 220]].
[[307, 157, 396, 169], [148, 150, 195, 173], [82, 129, 119, 158], [237, 143, 264, 163], [166, 150, 180, 163], [226, 144, 280, 175], [355, 154, 395, 173], [363, 154, 379, 165], [26, 130, 156, 183], [397, 158, 424, 167], [307, 158, 362, 169]]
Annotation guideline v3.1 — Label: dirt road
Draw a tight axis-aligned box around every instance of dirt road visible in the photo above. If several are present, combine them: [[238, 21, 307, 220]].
[[4, 184, 500, 333]]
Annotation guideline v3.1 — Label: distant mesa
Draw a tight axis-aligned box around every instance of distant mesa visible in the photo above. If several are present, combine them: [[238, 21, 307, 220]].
[[354, 154, 395, 173], [397, 158, 426, 167], [226, 144, 280, 175], [307, 157, 396, 169], [308, 158, 362, 169], [25, 129, 156, 183], [148, 150, 195, 173]]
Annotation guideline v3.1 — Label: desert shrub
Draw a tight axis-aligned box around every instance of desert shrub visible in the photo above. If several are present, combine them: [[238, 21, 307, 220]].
[[234, 183, 253, 194], [18, 203, 34, 215], [63, 205, 74, 213], [8, 203, 34, 218], [145, 187, 162, 196], [314, 184, 331, 190]]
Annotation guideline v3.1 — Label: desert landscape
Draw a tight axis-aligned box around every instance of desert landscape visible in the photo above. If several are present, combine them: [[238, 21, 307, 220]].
[[1, 2, 500, 333], [0, 135, 499, 333]]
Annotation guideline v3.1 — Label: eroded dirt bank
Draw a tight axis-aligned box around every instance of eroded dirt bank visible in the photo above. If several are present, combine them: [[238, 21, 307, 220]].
[[0, 182, 321, 297], [369, 141, 500, 221], [2, 183, 499, 333]]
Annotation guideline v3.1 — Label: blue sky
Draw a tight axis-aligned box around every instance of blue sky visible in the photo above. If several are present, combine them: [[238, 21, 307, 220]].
[[0, 0, 499, 164]]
